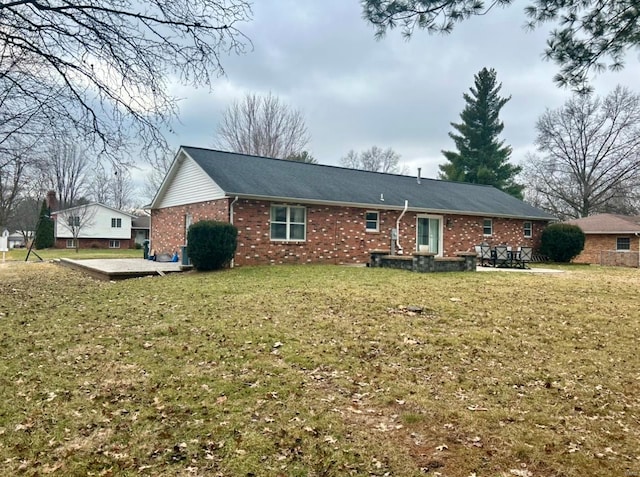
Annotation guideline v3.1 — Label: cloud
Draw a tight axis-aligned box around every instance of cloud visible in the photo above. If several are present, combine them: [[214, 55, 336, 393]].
[[156, 0, 640, 182]]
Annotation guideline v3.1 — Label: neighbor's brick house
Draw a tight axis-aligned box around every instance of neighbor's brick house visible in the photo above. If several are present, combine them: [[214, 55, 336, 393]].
[[149, 147, 554, 266], [564, 214, 640, 267]]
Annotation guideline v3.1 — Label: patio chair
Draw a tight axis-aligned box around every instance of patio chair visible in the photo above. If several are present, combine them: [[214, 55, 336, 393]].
[[478, 244, 493, 266], [494, 245, 509, 267], [518, 246, 533, 268]]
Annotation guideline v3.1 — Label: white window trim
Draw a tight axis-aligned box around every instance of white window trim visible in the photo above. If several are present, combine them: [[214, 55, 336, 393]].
[[111, 217, 122, 228], [66, 239, 76, 249], [523, 221, 532, 238], [109, 240, 121, 249], [616, 237, 631, 251], [365, 211, 380, 232], [483, 218, 493, 236], [270, 205, 306, 242]]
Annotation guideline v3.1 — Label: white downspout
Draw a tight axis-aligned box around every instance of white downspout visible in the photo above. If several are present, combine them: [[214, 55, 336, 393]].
[[230, 196, 239, 268], [396, 200, 408, 254], [635, 232, 640, 269]]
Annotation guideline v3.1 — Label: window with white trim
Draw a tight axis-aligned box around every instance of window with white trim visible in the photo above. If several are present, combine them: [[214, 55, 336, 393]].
[[185, 213, 193, 244], [523, 221, 532, 238], [111, 217, 122, 228], [66, 239, 76, 248], [68, 216, 80, 227], [109, 240, 121, 249], [365, 211, 379, 232], [270, 205, 306, 241], [617, 237, 631, 251], [483, 218, 493, 236]]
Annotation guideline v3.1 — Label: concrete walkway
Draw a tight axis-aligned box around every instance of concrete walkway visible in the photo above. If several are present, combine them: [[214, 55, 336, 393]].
[[476, 265, 563, 273], [59, 258, 187, 280]]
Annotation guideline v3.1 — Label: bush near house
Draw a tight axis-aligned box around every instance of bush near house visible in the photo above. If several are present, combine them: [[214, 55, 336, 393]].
[[187, 220, 238, 271], [540, 223, 585, 262]]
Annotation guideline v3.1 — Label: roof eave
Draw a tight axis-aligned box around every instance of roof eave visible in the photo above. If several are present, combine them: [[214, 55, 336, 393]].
[[225, 193, 553, 221]]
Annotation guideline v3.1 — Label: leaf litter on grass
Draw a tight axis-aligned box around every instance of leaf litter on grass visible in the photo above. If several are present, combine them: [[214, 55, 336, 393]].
[[0, 263, 638, 476]]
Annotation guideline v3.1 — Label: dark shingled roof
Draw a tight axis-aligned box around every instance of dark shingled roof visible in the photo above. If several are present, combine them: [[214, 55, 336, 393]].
[[182, 146, 554, 220]]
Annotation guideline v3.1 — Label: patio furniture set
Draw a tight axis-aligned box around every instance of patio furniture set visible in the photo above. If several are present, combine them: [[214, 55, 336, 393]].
[[476, 244, 533, 269]]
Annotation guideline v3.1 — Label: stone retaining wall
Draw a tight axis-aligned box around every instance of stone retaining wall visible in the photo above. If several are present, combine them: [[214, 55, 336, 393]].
[[370, 250, 476, 273]]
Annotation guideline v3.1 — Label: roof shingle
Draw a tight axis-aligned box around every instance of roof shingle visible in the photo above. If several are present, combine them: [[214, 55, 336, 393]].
[[182, 146, 554, 220]]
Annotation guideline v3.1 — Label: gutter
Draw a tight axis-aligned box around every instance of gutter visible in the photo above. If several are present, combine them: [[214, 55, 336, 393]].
[[229, 196, 239, 268], [396, 200, 408, 254]]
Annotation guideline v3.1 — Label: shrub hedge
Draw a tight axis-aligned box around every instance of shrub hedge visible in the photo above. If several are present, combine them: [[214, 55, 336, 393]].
[[540, 223, 585, 263], [187, 220, 238, 271]]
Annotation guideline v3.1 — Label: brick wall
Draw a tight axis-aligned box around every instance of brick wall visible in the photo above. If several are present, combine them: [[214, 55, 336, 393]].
[[152, 198, 548, 266], [150, 199, 229, 255], [55, 238, 132, 249], [573, 234, 640, 266]]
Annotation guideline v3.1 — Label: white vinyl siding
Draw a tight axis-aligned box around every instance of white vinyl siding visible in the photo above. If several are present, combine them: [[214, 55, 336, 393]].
[[56, 204, 133, 239], [156, 155, 225, 208]]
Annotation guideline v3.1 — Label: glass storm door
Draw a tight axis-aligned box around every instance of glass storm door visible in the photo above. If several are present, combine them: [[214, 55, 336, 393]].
[[417, 217, 441, 255]]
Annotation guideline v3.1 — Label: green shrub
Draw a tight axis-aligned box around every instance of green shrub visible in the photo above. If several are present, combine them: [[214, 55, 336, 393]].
[[187, 220, 238, 271], [540, 223, 585, 262]]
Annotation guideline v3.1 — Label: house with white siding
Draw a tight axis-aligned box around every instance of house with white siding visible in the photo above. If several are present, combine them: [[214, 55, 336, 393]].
[[53, 203, 137, 249]]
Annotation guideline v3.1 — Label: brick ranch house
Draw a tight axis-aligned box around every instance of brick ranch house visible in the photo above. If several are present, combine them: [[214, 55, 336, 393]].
[[149, 147, 554, 266], [564, 214, 640, 267]]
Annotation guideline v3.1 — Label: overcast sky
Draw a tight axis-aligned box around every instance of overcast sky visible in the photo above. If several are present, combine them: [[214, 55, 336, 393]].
[[161, 0, 640, 181]]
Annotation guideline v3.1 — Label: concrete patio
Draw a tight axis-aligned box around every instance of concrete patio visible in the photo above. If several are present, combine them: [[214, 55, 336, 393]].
[[59, 258, 187, 280]]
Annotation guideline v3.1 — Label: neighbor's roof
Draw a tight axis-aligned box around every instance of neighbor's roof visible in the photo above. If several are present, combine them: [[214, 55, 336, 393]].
[[132, 215, 150, 229], [564, 214, 640, 234], [52, 202, 137, 218], [173, 147, 554, 220]]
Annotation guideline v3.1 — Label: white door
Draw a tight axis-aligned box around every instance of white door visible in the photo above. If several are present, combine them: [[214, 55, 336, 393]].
[[416, 216, 442, 255]]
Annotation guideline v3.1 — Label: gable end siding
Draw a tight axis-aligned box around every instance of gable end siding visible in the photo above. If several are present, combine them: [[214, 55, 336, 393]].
[[157, 157, 225, 208]]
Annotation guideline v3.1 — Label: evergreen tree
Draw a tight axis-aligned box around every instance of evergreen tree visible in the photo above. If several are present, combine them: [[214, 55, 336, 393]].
[[34, 200, 54, 249], [439, 67, 524, 199]]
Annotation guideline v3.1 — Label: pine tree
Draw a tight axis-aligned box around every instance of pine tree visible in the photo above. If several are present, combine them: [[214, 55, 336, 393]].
[[439, 67, 524, 199], [34, 200, 55, 249]]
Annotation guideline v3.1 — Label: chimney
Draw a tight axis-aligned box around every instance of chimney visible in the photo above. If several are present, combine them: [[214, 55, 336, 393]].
[[46, 190, 58, 212], [417, 168, 422, 185]]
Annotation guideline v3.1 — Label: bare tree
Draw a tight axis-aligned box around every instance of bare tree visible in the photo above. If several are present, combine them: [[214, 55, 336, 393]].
[[111, 167, 134, 210], [88, 164, 134, 209], [0, 1, 252, 162], [56, 204, 96, 252], [42, 140, 91, 209], [0, 150, 27, 227], [523, 86, 640, 219], [340, 146, 408, 174], [216, 93, 310, 159], [143, 152, 173, 203]]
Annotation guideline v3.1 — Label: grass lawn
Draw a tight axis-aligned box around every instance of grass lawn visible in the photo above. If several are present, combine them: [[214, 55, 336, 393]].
[[5, 247, 144, 261], [0, 263, 638, 476]]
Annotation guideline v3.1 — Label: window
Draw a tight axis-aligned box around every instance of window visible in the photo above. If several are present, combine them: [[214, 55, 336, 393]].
[[109, 240, 121, 249], [67, 216, 80, 227], [365, 211, 379, 232], [111, 218, 122, 228], [523, 221, 532, 238], [483, 218, 493, 236], [66, 239, 76, 248], [270, 205, 306, 241], [617, 237, 631, 251]]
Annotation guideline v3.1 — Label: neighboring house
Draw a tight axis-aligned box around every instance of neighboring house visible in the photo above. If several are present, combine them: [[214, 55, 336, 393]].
[[52, 203, 137, 249], [132, 214, 150, 246], [7, 231, 29, 248], [564, 214, 640, 267], [149, 146, 554, 266]]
